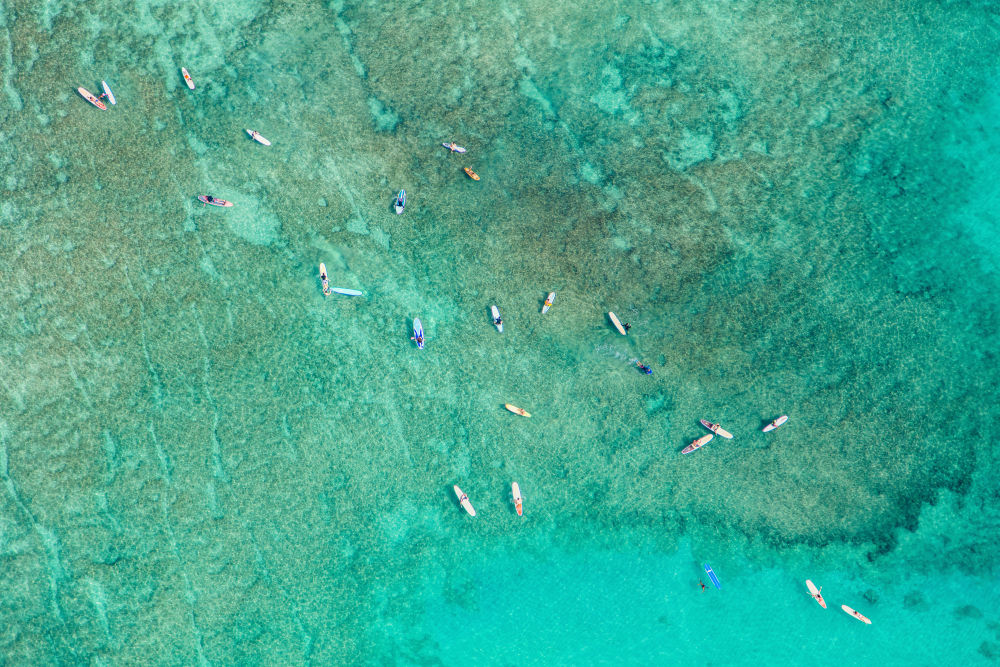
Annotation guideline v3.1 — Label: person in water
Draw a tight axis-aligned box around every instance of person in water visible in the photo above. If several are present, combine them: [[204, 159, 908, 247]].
[[700, 580, 706, 592], [636, 361, 652, 375], [623, 322, 631, 332]]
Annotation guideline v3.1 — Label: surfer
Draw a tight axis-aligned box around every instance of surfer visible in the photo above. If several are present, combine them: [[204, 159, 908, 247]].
[[636, 361, 652, 375], [411, 334, 424, 346], [623, 322, 632, 333], [494, 315, 503, 327]]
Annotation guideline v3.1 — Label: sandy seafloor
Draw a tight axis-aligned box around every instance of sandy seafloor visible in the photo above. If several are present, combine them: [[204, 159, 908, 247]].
[[1, 0, 999, 664]]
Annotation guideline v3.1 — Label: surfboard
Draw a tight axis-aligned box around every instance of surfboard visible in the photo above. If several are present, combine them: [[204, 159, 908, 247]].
[[841, 605, 871, 624], [412, 318, 424, 349], [491, 305, 503, 332], [542, 292, 555, 314], [331, 287, 362, 296], [101, 81, 116, 105], [512, 482, 523, 516], [78, 87, 106, 110], [700, 419, 734, 439], [247, 129, 271, 146], [181, 67, 195, 89], [806, 580, 827, 609], [198, 195, 233, 207], [454, 485, 476, 516], [319, 263, 331, 296], [609, 311, 627, 335], [681, 433, 713, 454], [505, 404, 530, 418], [704, 563, 721, 589], [763, 415, 788, 432]]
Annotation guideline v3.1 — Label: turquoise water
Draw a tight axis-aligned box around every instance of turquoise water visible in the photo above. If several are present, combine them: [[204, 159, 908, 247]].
[[1, 0, 999, 663]]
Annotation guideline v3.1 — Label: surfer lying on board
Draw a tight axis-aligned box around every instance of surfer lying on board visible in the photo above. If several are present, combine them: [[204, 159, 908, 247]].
[[636, 361, 652, 375]]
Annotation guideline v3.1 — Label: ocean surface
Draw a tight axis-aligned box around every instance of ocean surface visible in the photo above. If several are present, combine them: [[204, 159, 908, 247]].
[[1, 0, 998, 664]]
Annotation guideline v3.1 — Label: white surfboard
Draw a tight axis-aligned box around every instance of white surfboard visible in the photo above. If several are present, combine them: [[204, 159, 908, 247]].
[[491, 305, 502, 332], [454, 485, 476, 516], [319, 263, 331, 296], [542, 292, 555, 314], [763, 415, 788, 432], [806, 580, 827, 609], [247, 129, 271, 146], [331, 287, 362, 296], [102, 80, 116, 105], [700, 419, 734, 439], [841, 605, 871, 624], [181, 67, 195, 89], [512, 482, 523, 516], [609, 311, 627, 335]]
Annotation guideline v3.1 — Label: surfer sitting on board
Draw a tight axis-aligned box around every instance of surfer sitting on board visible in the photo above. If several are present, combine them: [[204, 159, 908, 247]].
[[411, 334, 424, 346], [636, 361, 652, 375], [494, 315, 503, 327]]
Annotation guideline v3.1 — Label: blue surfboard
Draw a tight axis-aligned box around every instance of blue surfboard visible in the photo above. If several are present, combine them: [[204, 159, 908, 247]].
[[704, 563, 721, 589]]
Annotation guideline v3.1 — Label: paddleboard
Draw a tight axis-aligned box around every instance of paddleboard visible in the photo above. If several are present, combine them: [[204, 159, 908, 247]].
[[454, 485, 476, 516], [763, 415, 788, 432], [704, 563, 721, 589], [319, 263, 331, 296], [505, 404, 531, 418], [512, 482, 523, 516], [78, 87, 106, 110], [609, 311, 627, 335], [491, 305, 503, 332], [394, 189, 405, 215], [412, 318, 424, 349], [681, 433, 713, 454], [806, 580, 827, 609], [443, 142, 467, 153], [331, 287, 362, 296], [198, 195, 233, 207], [181, 67, 195, 89], [700, 419, 734, 439], [464, 167, 480, 180], [542, 292, 555, 314], [101, 80, 116, 105], [247, 129, 271, 146], [841, 605, 871, 624]]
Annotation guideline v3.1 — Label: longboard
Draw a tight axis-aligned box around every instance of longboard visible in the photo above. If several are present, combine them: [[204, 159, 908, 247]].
[[491, 305, 502, 332], [198, 195, 233, 207], [704, 563, 721, 589], [841, 605, 871, 624], [609, 311, 627, 335], [181, 67, 195, 89], [806, 580, 827, 609], [101, 81, 116, 105], [412, 318, 424, 349], [78, 87, 106, 110], [505, 404, 530, 418], [454, 485, 476, 516], [331, 287, 362, 296], [512, 482, 523, 516], [319, 263, 331, 296], [247, 129, 271, 146], [763, 415, 788, 432], [682, 433, 713, 454], [542, 292, 555, 314], [700, 419, 734, 439]]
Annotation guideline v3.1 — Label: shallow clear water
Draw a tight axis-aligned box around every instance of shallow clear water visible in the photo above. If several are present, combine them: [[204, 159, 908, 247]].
[[1, 0, 999, 664]]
